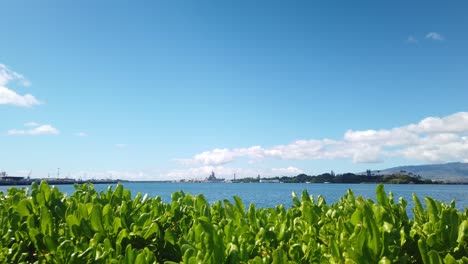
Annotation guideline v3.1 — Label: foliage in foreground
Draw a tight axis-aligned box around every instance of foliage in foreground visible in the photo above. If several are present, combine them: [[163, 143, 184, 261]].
[[0, 182, 466, 263]]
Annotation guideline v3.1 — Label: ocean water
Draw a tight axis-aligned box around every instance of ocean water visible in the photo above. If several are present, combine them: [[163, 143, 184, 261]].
[[2, 182, 466, 213]]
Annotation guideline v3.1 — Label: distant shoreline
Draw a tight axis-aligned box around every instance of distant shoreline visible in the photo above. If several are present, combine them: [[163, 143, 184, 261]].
[[0, 178, 118, 186], [1, 178, 467, 186], [112, 180, 468, 185]]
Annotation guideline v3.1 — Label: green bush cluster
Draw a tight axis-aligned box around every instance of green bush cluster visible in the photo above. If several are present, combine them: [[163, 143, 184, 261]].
[[0, 182, 466, 263]]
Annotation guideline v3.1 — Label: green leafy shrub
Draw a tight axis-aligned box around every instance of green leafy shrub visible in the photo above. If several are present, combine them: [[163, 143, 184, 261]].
[[0, 182, 466, 263]]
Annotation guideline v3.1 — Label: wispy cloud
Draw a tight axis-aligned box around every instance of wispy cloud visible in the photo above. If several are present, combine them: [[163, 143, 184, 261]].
[[8, 124, 60, 135], [0, 64, 41, 107], [179, 112, 468, 166], [407, 35, 418, 43], [271, 166, 304, 175], [115, 143, 128, 148], [425, 32, 444, 41], [24, 121, 39, 127], [76, 132, 88, 137]]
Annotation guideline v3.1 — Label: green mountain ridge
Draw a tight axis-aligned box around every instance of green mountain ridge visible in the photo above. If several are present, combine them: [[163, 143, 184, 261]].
[[373, 162, 468, 183]]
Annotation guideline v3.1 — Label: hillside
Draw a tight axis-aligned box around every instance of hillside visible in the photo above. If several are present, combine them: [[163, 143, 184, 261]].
[[373, 162, 468, 183]]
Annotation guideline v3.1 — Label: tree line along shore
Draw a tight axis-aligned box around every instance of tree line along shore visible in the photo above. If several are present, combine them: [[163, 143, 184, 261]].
[[233, 171, 446, 184]]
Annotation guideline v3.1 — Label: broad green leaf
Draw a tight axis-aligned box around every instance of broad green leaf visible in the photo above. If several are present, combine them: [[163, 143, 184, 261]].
[[382, 221, 393, 233], [457, 220, 467, 245], [123, 189, 132, 200], [137, 213, 151, 226], [182, 246, 196, 264], [418, 239, 429, 264], [144, 222, 160, 239], [165, 229, 176, 245], [125, 244, 136, 263], [134, 252, 146, 264], [378, 256, 391, 264], [292, 192, 301, 207], [39, 181, 51, 204], [413, 194, 425, 223], [443, 253, 457, 264], [40, 206, 53, 236], [376, 184, 389, 207], [43, 235, 58, 252], [301, 189, 311, 203], [16, 199, 33, 217], [272, 248, 288, 264], [427, 250, 442, 264], [90, 205, 104, 233], [233, 196, 245, 214], [114, 184, 124, 200], [425, 197, 440, 224]]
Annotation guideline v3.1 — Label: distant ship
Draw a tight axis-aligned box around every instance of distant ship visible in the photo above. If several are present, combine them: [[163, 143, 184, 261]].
[[0, 171, 30, 185], [205, 171, 225, 183]]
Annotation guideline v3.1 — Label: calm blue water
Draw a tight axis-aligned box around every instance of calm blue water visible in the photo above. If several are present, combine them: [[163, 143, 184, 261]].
[[1, 183, 466, 213]]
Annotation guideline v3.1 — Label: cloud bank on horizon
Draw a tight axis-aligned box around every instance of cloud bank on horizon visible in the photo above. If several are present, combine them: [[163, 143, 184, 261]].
[[180, 112, 468, 169]]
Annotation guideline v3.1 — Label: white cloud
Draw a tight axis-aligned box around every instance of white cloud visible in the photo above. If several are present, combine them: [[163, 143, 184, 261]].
[[24, 121, 39, 127], [0, 64, 27, 86], [178, 146, 266, 166], [192, 148, 236, 165], [8, 124, 60, 135], [76, 132, 88, 137], [407, 35, 418, 43], [399, 133, 468, 163], [344, 127, 419, 146], [181, 112, 468, 165], [425, 32, 444, 41], [405, 112, 468, 133], [0, 64, 41, 107], [271, 166, 304, 175], [0, 87, 41, 107], [350, 144, 383, 163]]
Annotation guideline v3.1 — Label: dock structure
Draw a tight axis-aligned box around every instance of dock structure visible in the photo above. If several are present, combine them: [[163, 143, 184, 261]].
[[0, 171, 118, 186]]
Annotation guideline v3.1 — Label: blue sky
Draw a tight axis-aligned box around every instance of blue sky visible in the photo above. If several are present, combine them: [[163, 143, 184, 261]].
[[1, 1, 467, 180]]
